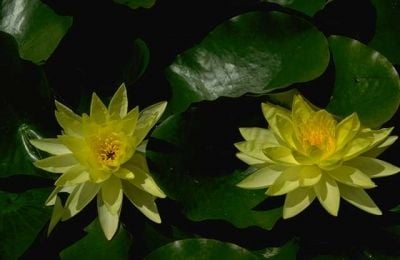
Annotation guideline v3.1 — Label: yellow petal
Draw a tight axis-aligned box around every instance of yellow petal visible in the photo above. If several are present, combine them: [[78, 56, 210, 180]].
[[89, 170, 112, 183], [108, 83, 128, 118], [328, 165, 376, 188], [335, 113, 360, 151], [234, 140, 275, 161], [55, 101, 82, 136], [283, 187, 316, 219], [122, 181, 161, 223], [261, 102, 291, 124], [363, 135, 398, 157], [135, 101, 167, 144], [338, 184, 382, 215], [263, 146, 299, 166], [291, 95, 315, 125], [62, 182, 100, 220], [113, 168, 135, 179], [97, 192, 120, 240], [266, 166, 300, 196], [124, 157, 166, 198], [90, 93, 108, 123], [57, 135, 89, 167], [30, 138, 70, 155], [120, 107, 139, 135], [364, 127, 393, 149], [237, 166, 283, 189], [299, 165, 322, 187], [342, 137, 373, 161], [55, 166, 90, 186], [261, 102, 295, 148], [239, 127, 278, 143], [314, 175, 340, 216], [101, 176, 123, 214], [344, 156, 400, 178], [34, 154, 78, 173], [47, 196, 64, 236], [236, 153, 266, 165], [45, 186, 75, 206]]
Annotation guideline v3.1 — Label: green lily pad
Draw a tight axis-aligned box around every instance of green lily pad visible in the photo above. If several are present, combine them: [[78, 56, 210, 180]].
[[60, 219, 132, 260], [166, 11, 329, 113], [0, 0, 72, 64], [256, 239, 299, 259], [262, 0, 328, 16], [369, 0, 400, 65], [327, 35, 400, 128], [148, 100, 282, 230], [144, 238, 262, 260], [113, 0, 157, 9], [0, 188, 51, 260], [0, 32, 55, 178]]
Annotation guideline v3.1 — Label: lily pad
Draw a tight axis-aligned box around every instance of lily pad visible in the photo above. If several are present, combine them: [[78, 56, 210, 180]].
[[0, 188, 51, 260], [144, 238, 262, 260], [369, 0, 400, 64], [166, 11, 329, 113], [148, 99, 282, 230], [60, 219, 132, 260], [0, 32, 55, 177], [113, 0, 157, 9], [327, 36, 400, 128], [262, 0, 328, 16], [0, 0, 73, 64]]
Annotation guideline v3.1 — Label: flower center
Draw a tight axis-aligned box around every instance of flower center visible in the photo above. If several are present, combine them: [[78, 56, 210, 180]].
[[297, 110, 336, 155], [91, 133, 124, 169]]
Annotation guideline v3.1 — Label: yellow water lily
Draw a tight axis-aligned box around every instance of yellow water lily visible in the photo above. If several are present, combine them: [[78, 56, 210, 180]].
[[31, 84, 167, 240], [235, 95, 399, 219]]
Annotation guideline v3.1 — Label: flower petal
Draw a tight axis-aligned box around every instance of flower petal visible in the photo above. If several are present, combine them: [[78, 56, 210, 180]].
[[55, 101, 82, 136], [135, 101, 167, 144], [239, 127, 278, 143], [108, 83, 128, 118], [114, 168, 135, 179], [261, 102, 291, 124], [62, 182, 100, 220], [120, 107, 139, 135], [57, 135, 90, 167], [122, 181, 161, 223], [344, 156, 400, 178], [291, 95, 315, 125], [266, 166, 300, 196], [124, 157, 166, 198], [342, 137, 373, 161], [264, 146, 299, 166], [55, 165, 90, 186], [236, 153, 266, 165], [34, 154, 78, 173], [299, 165, 322, 187], [314, 175, 340, 216], [335, 113, 360, 150], [47, 196, 64, 236], [234, 140, 275, 161], [237, 166, 283, 189], [101, 176, 123, 214], [30, 138, 70, 155], [97, 192, 120, 240], [283, 187, 316, 219], [90, 93, 108, 123], [363, 135, 398, 157], [328, 165, 376, 188], [338, 184, 382, 215], [45, 186, 75, 206]]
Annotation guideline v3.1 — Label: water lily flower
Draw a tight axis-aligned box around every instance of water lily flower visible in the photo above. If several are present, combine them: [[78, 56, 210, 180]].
[[31, 84, 167, 239], [235, 95, 399, 219]]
